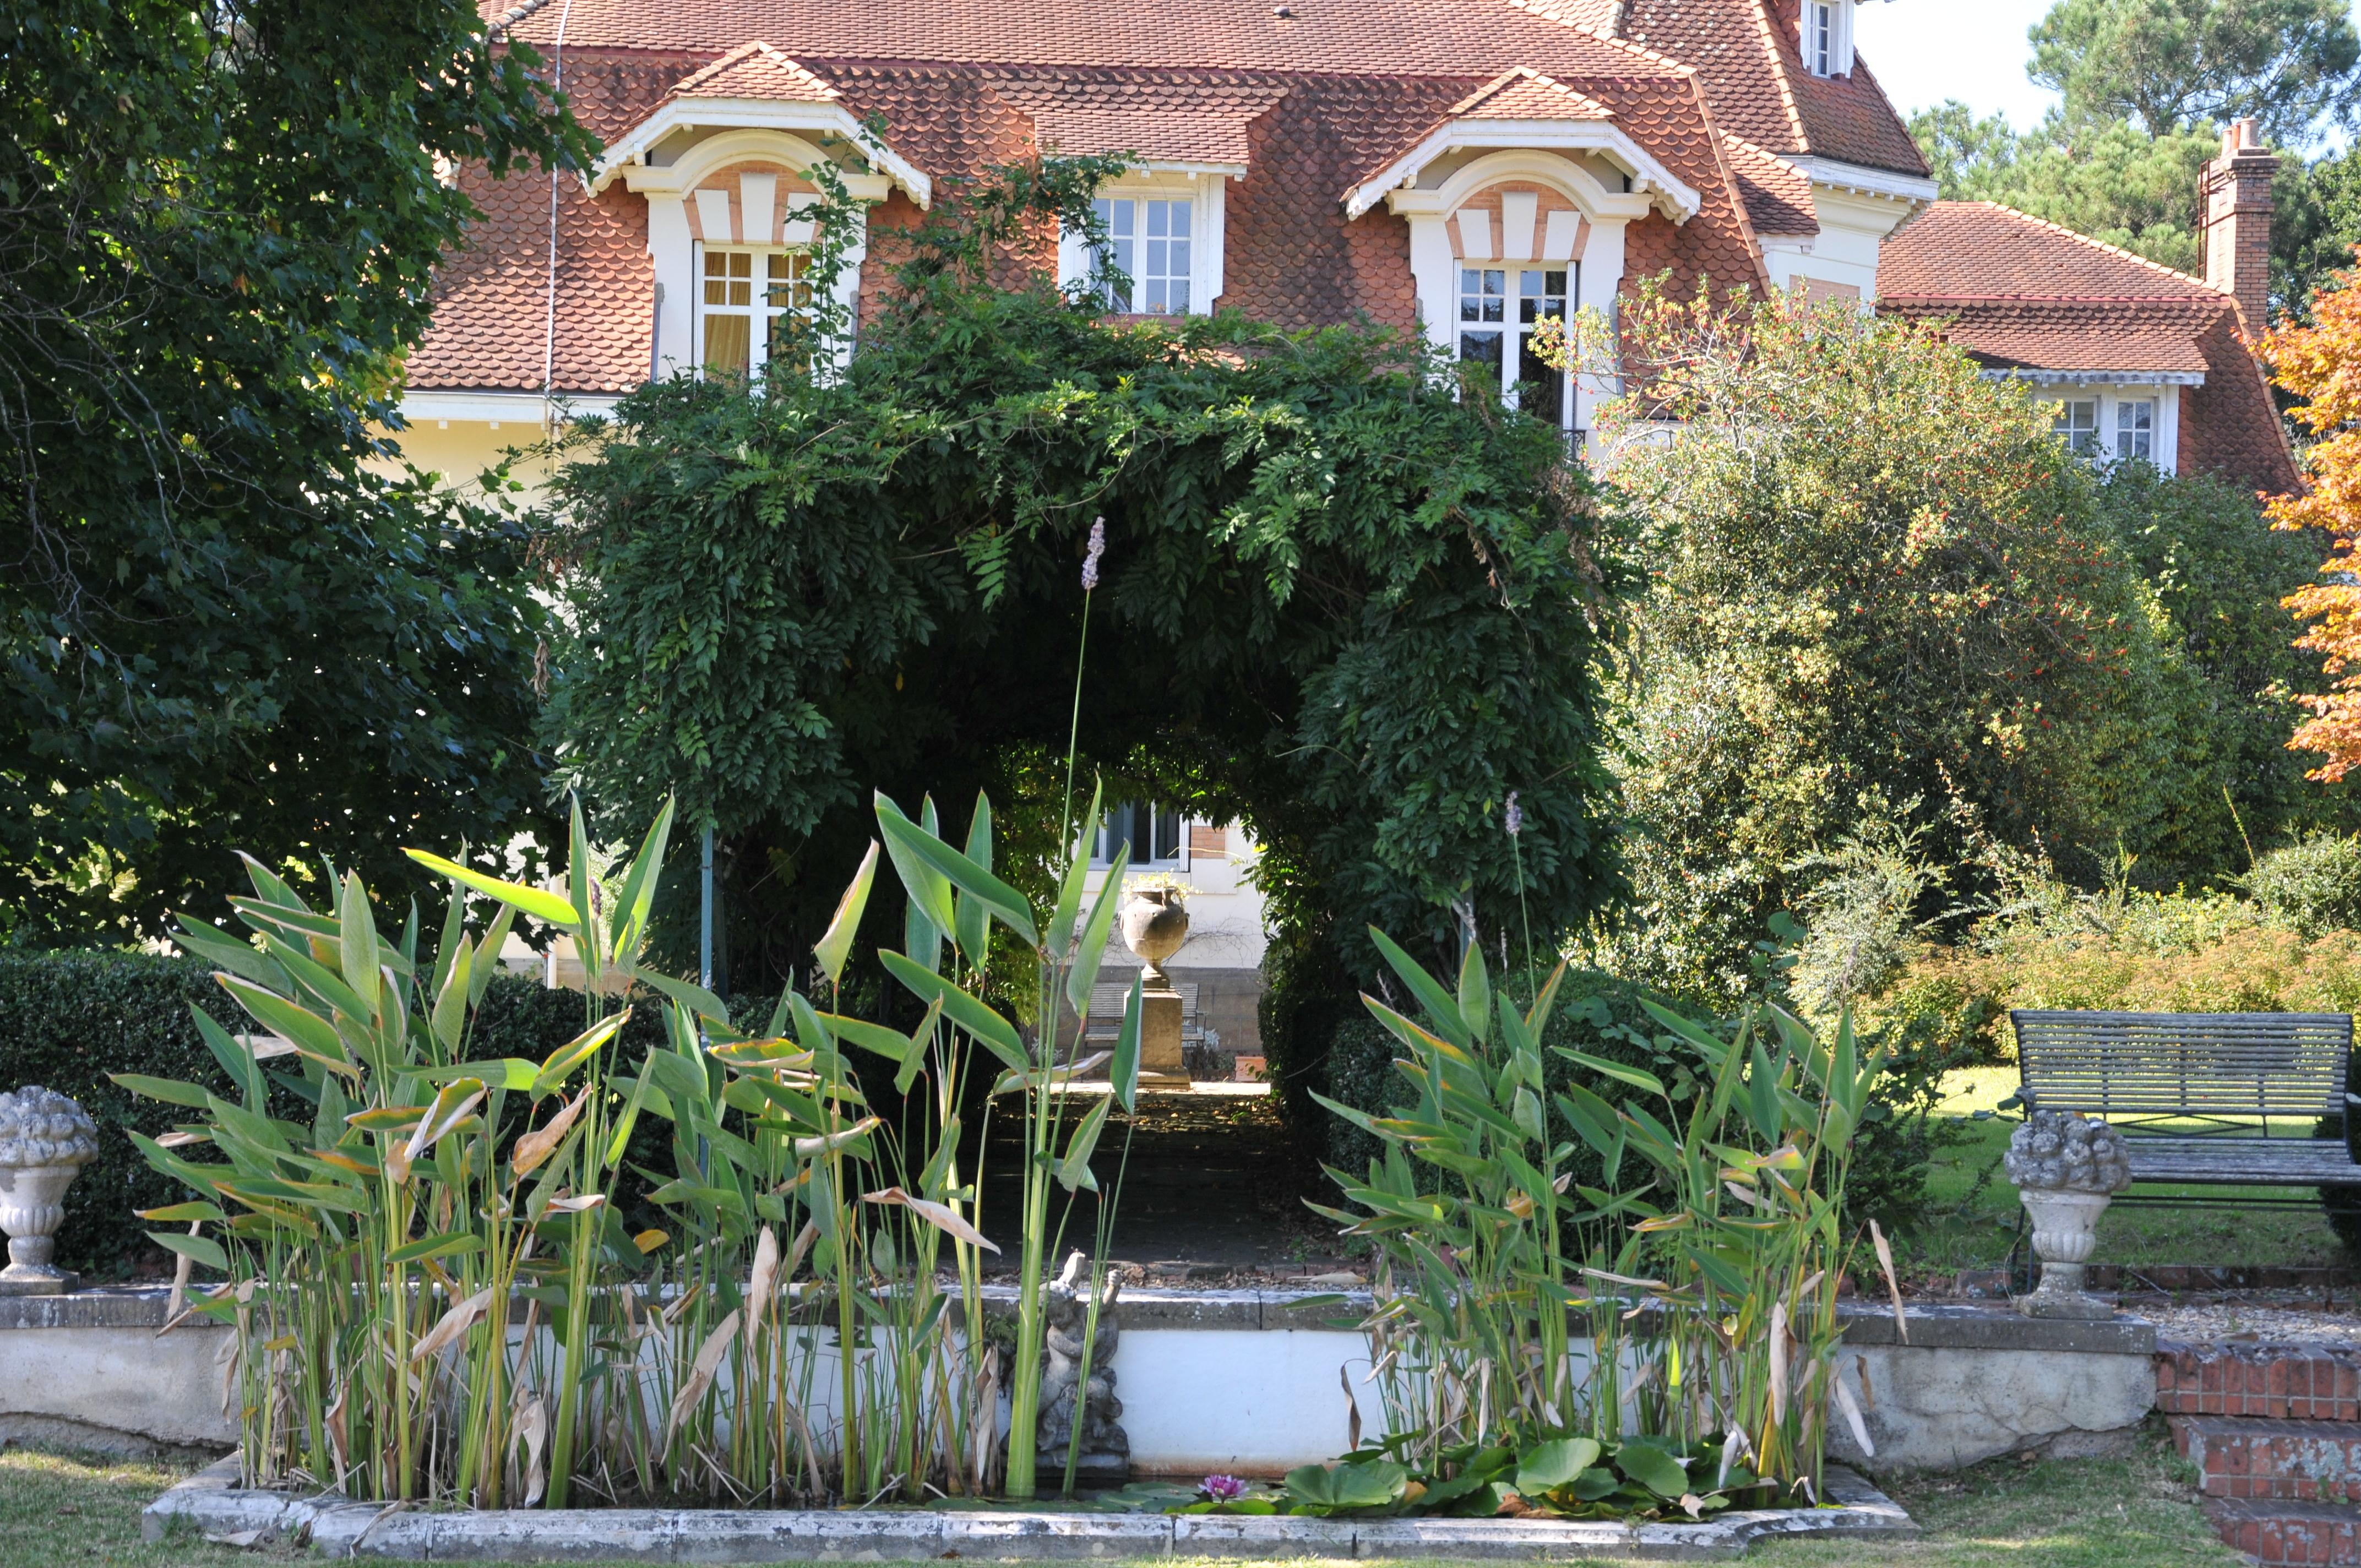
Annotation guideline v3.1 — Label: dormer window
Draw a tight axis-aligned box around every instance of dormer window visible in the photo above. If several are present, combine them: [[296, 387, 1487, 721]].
[[1804, 0, 1852, 77], [1059, 171, 1228, 318], [1092, 197, 1193, 314]]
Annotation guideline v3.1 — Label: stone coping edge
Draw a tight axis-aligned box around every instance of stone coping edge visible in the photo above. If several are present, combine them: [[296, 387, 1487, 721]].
[[144, 1458, 1913, 1562], [13, 1286, 2156, 1353]]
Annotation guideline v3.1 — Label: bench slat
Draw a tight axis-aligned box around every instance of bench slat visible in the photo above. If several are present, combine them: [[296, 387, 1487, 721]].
[[2121, 1136, 2361, 1186], [2011, 1009, 2353, 1120]]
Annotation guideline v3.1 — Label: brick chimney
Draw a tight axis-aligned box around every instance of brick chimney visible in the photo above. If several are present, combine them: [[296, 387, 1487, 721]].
[[2205, 116, 2278, 331]]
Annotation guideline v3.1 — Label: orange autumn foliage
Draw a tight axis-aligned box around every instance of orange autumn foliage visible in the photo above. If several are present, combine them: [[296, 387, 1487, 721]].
[[2261, 265, 2361, 780]]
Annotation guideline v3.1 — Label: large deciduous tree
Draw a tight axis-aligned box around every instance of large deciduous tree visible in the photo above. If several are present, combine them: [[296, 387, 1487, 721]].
[[2260, 265, 2361, 780], [0, 0, 592, 943], [1595, 286, 2214, 999]]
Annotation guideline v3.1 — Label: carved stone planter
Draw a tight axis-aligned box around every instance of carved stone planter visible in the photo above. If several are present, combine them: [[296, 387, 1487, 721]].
[[0, 1086, 100, 1296], [2004, 1109, 2131, 1321]]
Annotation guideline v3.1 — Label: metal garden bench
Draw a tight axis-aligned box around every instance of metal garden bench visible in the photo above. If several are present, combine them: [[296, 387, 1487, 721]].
[[2010, 1009, 2361, 1205]]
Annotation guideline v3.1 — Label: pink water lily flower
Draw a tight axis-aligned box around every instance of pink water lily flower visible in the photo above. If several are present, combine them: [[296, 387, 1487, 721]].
[[1200, 1473, 1248, 1502]]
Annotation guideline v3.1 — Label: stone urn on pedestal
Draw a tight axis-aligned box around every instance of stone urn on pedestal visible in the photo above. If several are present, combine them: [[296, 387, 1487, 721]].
[[0, 1086, 100, 1295], [1118, 884, 1192, 1086], [2005, 1108, 2132, 1319]]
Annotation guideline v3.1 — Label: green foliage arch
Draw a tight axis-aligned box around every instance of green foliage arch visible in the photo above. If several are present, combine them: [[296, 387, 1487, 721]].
[[541, 166, 1628, 1046]]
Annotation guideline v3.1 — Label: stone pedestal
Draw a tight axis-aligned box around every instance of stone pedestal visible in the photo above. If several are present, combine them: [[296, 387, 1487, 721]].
[[1138, 983, 1192, 1088], [0, 1164, 82, 1296], [2012, 1188, 2116, 1320]]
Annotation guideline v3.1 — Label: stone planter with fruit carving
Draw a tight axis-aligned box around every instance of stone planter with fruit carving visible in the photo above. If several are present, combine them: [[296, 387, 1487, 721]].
[[0, 1086, 100, 1295], [2005, 1108, 2132, 1320]]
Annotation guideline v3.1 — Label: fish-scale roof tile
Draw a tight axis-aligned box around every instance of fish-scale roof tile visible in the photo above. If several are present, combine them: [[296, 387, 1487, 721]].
[[672, 42, 840, 102]]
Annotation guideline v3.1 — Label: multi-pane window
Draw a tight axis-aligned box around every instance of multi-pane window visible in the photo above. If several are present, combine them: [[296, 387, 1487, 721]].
[[1808, 1, 1838, 75], [699, 248, 813, 378], [1092, 198, 1192, 314], [1459, 266, 1507, 380], [2053, 399, 2100, 456], [1095, 803, 1184, 867], [2115, 398, 2156, 461], [1461, 264, 1575, 428], [1517, 268, 1569, 422]]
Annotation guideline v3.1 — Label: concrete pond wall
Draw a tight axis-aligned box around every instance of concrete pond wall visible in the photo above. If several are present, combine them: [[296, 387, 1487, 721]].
[[0, 1288, 2155, 1474]]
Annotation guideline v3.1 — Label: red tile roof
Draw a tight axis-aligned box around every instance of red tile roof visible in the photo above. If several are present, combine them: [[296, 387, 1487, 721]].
[[418, 2, 1841, 400], [493, 0, 1697, 81], [1880, 297, 2217, 375], [992, 75, 1291, 166], [671, 42, 840, 102], [1449, 68, 1615, 122], [1878, 200, 2298, 495], [1881, 201, 2217, 301], [1718, 133, 1816, 237], [1614, 0, 1927, 176]]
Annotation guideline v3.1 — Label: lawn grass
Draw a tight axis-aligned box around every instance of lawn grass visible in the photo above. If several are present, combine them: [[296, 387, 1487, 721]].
[[1900, 1068, 2351, 1276], [1, 1427, 2238, 1567]]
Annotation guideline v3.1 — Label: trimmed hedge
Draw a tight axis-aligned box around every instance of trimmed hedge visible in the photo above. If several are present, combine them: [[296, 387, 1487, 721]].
[[0, 951, 784, 1279]]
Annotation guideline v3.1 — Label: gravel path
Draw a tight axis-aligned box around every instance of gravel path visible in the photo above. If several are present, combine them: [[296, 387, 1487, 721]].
[[2132, 1296, 2361, 1344]]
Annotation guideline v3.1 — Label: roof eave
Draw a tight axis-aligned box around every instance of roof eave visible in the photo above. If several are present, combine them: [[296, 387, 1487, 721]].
[[590, 99, 933, 209], [1343, 118, 1701, 224], [1977, 368, 2208, 386]]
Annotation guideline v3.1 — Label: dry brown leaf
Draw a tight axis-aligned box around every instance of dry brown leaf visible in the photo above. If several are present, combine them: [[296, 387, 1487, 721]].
[[1341, 1362, 1362, 1450], [1832, 1359, 1875, 1458], [510, 1086, 589, 1177], [859, 1187, 1001, 1254], [793, 1117, 883, 1159], [155, 1130, 208, 1149], [543, 1193, 605, 1214], [664, 1308, 743, 1448], [747, 1226, 781, 1325], [410, 1287, 493, 1363], [1870, 1218, 1908, 1344], [1767, 1300, 1790, 1425], [514, 1393, 548, 1507], [325, 1384, 350, 1479], [785, 1219, 820, 1281]]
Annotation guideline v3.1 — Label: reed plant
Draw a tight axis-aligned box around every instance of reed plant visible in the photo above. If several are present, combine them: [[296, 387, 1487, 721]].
[[1314, 929, 1891, 1512], [122, 779, 1144, 1508]]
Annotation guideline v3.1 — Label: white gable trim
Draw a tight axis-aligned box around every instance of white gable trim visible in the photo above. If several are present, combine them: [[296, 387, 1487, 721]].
[[592, 102, 931, 208], [1345, 123, 1699, 223]]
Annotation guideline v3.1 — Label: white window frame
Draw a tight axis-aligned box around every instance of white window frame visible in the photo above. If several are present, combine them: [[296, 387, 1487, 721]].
[[1090, 195, 1199, 315], [1092, 803, 1189, 870], [692, 242, 814, 379], [1060, 171, 1228, 318], [1803, 0, 1853, 77], [2114, 397, 2157, 462], [2053, 398, 2099, 456], [2031, 384, 2180, 471], [1458, 262, 1578, 433]]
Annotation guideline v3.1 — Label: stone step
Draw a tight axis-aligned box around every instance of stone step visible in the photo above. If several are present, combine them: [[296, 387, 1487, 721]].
[[2158, 1340, 2361, 1422], [2174, 1415, 2361, 1502], [2204, 1498, 2361, 1565]]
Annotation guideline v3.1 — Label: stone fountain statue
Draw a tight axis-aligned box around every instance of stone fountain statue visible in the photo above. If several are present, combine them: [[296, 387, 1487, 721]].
[[1035, 1249, 1129, 1486], [2005, 1108, 2132, 1319], [0, 1086, 100, 1295]]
